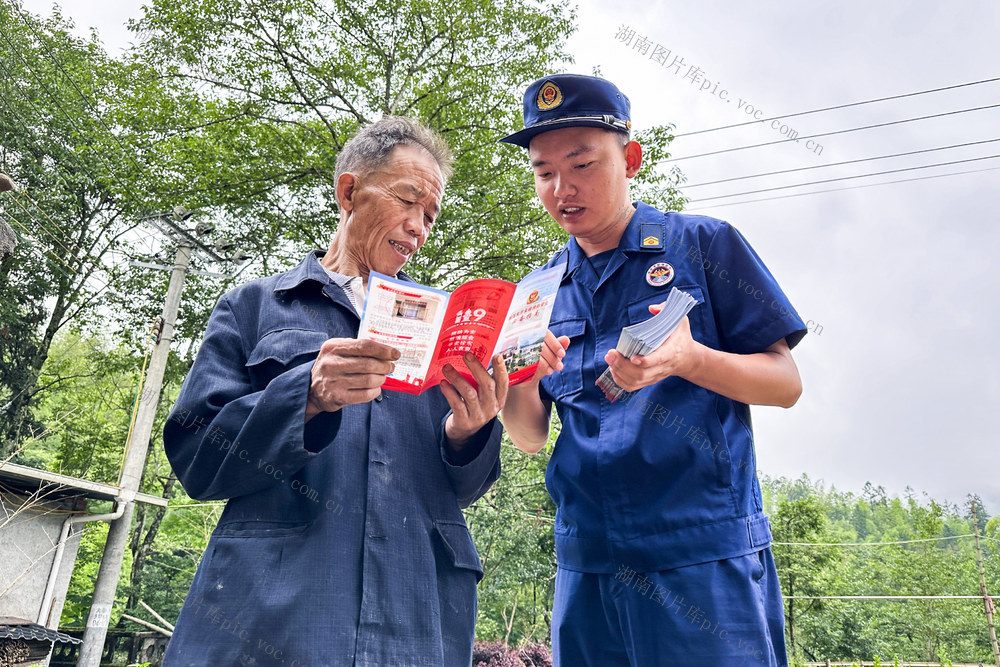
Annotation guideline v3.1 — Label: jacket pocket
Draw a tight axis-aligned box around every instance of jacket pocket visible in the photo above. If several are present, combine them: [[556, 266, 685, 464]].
[[214, 520, 313, 539], [434, 520, 484, 582], [245, 327, 329, 389], [541, 317, 587, 401]]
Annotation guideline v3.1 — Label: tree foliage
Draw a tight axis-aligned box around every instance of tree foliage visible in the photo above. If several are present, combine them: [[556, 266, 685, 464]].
[[0, 2, 146, 453], [765, 474, 999, 664], [466, 428, 558, 645], [128, 0, 579, 288]]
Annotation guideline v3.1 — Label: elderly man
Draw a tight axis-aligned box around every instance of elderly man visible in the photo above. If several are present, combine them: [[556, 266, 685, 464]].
[[163, 116, 506, 666]]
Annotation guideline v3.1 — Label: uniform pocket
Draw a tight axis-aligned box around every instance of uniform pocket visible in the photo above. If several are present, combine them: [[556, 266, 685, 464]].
[[245, 328, 328, 388], [626, 285, 705, 325], [542, 317, 587, 401]]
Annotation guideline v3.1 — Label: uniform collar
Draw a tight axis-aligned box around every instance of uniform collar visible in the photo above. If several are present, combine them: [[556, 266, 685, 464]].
[[561, 200, 665, 282], [618, 200, 667, 253]]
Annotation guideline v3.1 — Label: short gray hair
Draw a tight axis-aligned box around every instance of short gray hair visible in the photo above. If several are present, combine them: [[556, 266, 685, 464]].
[[334, 116, 453, 184]]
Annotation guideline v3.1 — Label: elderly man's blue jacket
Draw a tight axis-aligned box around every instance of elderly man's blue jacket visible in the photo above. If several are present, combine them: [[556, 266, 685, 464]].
[[162, 251, 502, 666]]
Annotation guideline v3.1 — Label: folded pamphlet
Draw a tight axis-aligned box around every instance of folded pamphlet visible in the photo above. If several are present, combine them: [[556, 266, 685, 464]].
[[358, 264, 566, 394]]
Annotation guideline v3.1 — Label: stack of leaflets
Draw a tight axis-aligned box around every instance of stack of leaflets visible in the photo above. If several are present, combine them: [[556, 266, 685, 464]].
[[596, 287, 697, 402]]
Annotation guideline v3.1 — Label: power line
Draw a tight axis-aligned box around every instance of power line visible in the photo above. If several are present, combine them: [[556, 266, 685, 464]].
[[674, 76, 1000, 138], [0, 25, 195, 296], [774, 534, 977, 547], [682, 138, 1000, 189], [4, 189, 126, 295], [10, 7, 152, 183], [0, 32, 123, 187], [0, 59, 146, 288], [684, 165, 1000, 211], [1, 206, 81, 282], [0, 17, 193, 268], [657, 103, 1000, 164], [686, 154, 1000, 204], [5, 183, 78, 258], [784, 595, 987, 600]]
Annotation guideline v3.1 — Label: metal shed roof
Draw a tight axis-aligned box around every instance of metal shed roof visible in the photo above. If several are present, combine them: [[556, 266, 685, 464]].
[[0, 462, 168, 507]]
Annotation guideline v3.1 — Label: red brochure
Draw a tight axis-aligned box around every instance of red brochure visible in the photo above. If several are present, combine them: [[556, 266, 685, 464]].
[[358, 265, 564, 394]]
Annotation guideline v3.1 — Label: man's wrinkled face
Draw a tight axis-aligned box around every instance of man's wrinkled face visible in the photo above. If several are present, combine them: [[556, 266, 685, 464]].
[[342, 144, 444, 276]]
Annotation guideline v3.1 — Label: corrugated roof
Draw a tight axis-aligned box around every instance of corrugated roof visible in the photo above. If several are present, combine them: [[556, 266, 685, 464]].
[[0, 618, 82, 644]]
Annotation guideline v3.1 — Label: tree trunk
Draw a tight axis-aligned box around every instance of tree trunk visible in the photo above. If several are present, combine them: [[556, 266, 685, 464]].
[[1, 285, 69, 449], [787, 578, 796, 660]]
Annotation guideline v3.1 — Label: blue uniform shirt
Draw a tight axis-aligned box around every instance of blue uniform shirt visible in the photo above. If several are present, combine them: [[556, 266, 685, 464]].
[[537, 202, 806, 574]]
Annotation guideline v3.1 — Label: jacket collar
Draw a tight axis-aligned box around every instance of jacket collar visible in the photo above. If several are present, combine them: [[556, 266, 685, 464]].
[[273, 250, 414, 294]]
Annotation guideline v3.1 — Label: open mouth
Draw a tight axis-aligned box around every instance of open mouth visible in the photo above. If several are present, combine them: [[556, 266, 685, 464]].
[[560, 206, 585, 218], [389, 240, 415, 257]]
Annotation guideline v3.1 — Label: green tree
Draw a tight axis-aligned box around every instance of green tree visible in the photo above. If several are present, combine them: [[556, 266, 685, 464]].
[[466, 429, 557, 644], [762, 474, 999, 664], [128, 0, 682, 290], [771, 495, 839, 662], [0, 3, 152, 455]]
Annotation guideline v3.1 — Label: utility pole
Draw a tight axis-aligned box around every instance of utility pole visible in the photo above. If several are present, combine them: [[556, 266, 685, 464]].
[[77, 208, 241, 666], [972, 500, 1000, 666]]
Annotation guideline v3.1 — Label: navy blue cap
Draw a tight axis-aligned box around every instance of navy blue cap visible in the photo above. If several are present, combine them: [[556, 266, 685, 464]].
[[500, 74, 632, 148]]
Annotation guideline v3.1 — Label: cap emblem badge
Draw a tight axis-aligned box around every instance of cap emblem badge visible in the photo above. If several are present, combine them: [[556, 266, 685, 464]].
[[537, 81, 563, 111]]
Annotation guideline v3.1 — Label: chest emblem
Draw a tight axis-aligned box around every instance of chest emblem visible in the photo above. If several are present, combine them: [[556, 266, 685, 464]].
[[646, 262, 675, 287]]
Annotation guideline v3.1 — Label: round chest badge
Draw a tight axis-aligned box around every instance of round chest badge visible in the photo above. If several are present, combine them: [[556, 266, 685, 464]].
[[646, 262, 674, 287]]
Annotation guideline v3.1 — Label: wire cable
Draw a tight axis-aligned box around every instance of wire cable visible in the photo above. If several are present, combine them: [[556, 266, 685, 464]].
[[674, 76, 1000, 138], [774, 534, 977, 547], [1, 209, 80, 282], [783, 595, 987, 600], [685, 165, 1000, 211], [657, 103, 1000, 164], [0, 36, 123, 187], [10, 8, 153, 181], [686, 153, 1000, 204], [683, 138, 1000, 188]]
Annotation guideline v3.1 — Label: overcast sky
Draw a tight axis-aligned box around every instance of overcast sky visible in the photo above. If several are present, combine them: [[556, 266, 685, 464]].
[[20, 0, 1000, 515]]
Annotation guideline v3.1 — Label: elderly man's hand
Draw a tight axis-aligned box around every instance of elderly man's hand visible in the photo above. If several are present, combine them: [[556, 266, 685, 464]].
[[305, 339, 400, 421], [441, 353, 509, 451]]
